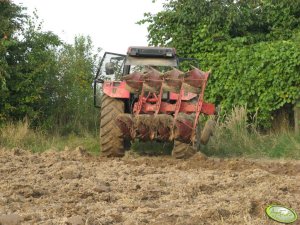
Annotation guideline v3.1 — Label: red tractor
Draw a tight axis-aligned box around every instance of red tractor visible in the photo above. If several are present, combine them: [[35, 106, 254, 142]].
[[94, 46, 216, 159]]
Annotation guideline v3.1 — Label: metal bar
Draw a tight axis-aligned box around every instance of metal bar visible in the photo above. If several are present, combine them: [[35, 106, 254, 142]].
[[190, 72, 210, 142], [155, 80, 164, 115], [174, 81, 184, 119], [134, 86, 144, 115], [172, 78, 184, 133]]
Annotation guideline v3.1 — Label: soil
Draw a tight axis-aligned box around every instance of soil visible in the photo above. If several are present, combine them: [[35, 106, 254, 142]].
[[0, 147, 299, 225]]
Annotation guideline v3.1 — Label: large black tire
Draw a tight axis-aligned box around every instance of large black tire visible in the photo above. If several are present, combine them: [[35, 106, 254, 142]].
[[100, 94, 125, 157], [172, 140, 197, 159]]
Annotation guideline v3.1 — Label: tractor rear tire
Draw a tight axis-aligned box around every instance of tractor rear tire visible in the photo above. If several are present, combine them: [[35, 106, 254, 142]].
[[200, 120, 216, 145], [172, 141, 197, 159], [100, 94, 125, 157]]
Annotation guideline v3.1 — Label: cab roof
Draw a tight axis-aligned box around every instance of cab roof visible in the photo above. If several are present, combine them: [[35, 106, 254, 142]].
[[127, 46, 176, 58]]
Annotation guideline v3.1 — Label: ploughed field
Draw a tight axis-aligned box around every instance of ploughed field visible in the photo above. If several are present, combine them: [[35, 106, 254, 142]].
[[0, 148, 299, 225]]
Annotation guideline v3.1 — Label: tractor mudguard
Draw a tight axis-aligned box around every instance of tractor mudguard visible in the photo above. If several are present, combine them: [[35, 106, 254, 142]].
[[103, 81, 130, 99]]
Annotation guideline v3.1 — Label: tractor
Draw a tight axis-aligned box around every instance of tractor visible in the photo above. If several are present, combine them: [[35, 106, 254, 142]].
[[94, 46, 216, 159]]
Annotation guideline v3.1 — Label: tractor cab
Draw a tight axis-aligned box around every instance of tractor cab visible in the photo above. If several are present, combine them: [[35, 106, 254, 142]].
[[94, 46, 198, 106], [95, 46, 178, 81]]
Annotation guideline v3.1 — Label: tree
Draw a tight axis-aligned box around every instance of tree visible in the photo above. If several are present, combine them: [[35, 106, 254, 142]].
[[140, 0, 300, 127], [0, 3, 100, 134], [2, 11, 61, 123], [0, 0, 26, 120], [42, 35, 100, 134]]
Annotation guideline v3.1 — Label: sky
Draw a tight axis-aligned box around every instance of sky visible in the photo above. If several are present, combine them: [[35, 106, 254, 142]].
[[13, 0, 165, 54]]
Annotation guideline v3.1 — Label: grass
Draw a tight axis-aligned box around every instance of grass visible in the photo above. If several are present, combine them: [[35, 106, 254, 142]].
[[0, 120, 99, 154], [202, 106, 300, 159], [0, 107, 299, 159]]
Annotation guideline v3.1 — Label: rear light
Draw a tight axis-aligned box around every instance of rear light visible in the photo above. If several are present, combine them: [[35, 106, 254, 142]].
[[127, 47, 138, 56]]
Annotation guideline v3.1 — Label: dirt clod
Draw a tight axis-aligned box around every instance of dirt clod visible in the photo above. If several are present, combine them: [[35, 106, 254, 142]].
[[58, 166, 81, 179], [65, 215, 85, 225], [0, 214, 23, 225], [93, 183, 111, 193], [12, 147, 27, 156]]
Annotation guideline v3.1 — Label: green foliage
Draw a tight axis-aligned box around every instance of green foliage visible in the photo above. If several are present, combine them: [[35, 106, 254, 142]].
[[0, 0, 26, 117], [43, 35, 100, 135], [0, 1, 100, 135], [3, 14, 62, 123], [140, 0, 300, 127], [198, 39, 300, 125]]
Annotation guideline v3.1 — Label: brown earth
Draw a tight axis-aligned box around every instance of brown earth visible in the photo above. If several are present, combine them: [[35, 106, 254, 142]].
[[0, 147, 299, 225]]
